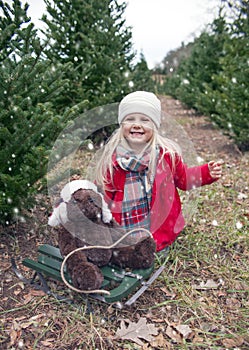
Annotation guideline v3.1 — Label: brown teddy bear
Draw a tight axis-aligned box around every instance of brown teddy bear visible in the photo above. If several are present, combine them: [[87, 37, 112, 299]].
[[48, 180, 156, 291]]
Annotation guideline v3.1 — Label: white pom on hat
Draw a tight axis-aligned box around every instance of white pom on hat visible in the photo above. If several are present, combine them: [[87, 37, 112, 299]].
[[118, 91, 161, 128], [48, 202, 68, 227], [48, 180, 112, 226], [60, 180, 98, 202]]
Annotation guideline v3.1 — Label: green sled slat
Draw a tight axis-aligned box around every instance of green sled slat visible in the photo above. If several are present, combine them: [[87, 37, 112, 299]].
[[103, 276, 141, 303], [38, 244, 63, 260], [38, 255, 63, 272], [23, 257, 110, 289], [103, 265, 154, 303], [38, 244, 125, 282], [23, 258, 66, 282], [22, 244, 154, 302]]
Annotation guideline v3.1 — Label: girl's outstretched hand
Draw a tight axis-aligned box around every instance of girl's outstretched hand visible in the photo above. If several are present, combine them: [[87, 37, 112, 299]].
[[208, 160, 224, 179]]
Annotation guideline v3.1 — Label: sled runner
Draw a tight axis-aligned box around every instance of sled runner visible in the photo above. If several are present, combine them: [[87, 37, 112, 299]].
[[12, 244, 165, 307]]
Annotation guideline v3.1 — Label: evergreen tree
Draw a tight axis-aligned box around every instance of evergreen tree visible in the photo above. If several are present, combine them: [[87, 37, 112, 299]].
[[0, 0, 85, 224], [41, 0, 135, 108], [204, 1, 249, 150], [166, 14, 228, 109], [163, 1, 249, 151], [154, 43, 193, 76], [130, 52, 155, 92]]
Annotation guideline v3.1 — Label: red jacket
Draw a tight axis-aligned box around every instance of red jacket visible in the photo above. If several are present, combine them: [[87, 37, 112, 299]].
[[104, 149, 216, 251]]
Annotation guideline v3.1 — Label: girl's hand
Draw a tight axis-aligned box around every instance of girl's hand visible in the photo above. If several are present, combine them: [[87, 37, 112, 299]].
[[208, 160, 224, 179]]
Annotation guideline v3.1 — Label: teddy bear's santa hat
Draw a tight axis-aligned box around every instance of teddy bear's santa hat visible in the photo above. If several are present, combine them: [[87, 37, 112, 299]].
[[48, 180, 112, 227]]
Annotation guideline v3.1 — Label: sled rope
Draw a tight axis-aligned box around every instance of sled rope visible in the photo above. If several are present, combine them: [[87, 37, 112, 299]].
[[60, 228, 152, 295]]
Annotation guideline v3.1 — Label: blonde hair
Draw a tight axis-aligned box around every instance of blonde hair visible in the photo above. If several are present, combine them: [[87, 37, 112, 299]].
[[91, 124, 182, 191]]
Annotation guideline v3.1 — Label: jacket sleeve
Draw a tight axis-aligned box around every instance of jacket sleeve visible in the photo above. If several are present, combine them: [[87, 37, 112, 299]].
[[174, 155, 217, 191]]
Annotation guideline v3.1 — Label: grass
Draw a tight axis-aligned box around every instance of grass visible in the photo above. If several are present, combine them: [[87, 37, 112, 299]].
[[1, 98, 249, 349], [1, 184, 248, 349]]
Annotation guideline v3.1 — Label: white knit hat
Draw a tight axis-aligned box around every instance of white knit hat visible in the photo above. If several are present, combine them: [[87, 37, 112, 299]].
[[118, 91, 161, 128]]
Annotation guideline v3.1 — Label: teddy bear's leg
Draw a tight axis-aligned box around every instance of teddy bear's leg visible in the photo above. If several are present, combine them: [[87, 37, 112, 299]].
[[110, 245, 134, 268], [57, 228, 79, 257], [70, 253, 104, 290], [57, 228, 104, 290], [131, 237, 156, 268], [75, 237, 112, 267], [111, 237, 156, 269]]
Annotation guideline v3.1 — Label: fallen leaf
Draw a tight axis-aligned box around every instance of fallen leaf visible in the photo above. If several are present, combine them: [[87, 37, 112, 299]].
[[237, 192, 248, 200], [192, 335, 204, 344], [8, 282, 25, 290], [13, 289, 22, 296], [30, 313, 46, 321], [22, 287, 46, 304], [14, 316, 27, 322], [22, 293, 33, 305], [223, 182, 232, 187], [222, 336, 244, 348], [20, 313, 49, 329], [160, 287, 176, 299], [115, 317, 158, 346], [234, 281, 249, 291], [30, 289, 46, 296], [165, 325, 182, 343], [226, 297, 241, 309], [1, 261, 11, 270], [175, 324, 194, 339], [149, 317, 165, 324], [9, 329, 18, 346], [20, 321, 34, 329], [9, 322, 22, 346], [150, 333, 172, 349], [40, 338, 56, 347], [192, 279, 220, 290]]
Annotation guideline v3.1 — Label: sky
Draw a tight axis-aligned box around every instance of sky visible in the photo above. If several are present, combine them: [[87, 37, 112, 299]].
[[25, 0, 222, 69]]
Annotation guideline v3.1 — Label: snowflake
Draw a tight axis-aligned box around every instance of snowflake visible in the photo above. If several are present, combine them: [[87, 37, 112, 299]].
[[212, 220, 218, 226], [236, 221, 243, 229], [182, 79, 190, 85]]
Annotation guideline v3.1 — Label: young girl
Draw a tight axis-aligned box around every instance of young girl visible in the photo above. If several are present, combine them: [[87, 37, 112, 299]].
[[94, 91, 223, 252]]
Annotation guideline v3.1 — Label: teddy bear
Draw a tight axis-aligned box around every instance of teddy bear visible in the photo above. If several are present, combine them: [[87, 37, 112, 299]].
[[48, 180, 156, 291]]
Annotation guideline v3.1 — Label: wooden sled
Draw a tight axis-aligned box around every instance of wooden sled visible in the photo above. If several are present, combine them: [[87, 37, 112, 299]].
[[12, 244, 165, 307]]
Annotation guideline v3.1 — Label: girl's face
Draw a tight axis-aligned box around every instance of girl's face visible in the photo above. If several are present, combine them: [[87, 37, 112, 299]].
[[122, 113, 154, 148]]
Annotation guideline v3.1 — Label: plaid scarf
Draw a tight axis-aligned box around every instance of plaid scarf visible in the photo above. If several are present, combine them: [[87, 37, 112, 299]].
[[116, 143, 157, 241]]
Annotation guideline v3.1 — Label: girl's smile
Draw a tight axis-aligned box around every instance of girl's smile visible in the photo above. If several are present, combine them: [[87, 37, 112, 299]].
[[122, 114, 154, 149]]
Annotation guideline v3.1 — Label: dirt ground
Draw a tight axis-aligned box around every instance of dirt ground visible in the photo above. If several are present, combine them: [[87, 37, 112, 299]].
[[0, 96, 248, 349]]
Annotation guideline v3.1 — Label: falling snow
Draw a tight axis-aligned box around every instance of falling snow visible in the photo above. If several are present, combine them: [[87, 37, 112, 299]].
[[182, 79, 190, 85], [212, 219, 218, 226], [236, 221, 243, 229], [196, 156, 204, 163], [88, 143, 94, 150]]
